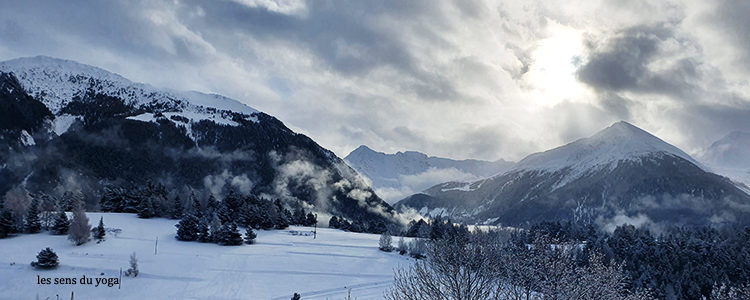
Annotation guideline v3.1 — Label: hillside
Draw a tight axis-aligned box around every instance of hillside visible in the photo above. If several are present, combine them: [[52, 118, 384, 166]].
[[0, 56, 397, 227], [396, 122, 750, 228]]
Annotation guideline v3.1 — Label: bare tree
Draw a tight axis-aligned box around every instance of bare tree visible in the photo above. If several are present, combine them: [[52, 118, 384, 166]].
[[3, 186, 31, 230], [387, 231, 653, 300], [68, 203, 90, 245], [387, 236, 500, 300], [379, 231, 394, 252], [408, 239, 427, 259]]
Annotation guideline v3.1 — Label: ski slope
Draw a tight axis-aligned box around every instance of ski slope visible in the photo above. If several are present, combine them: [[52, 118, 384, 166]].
[[0, 213, 413, 299]]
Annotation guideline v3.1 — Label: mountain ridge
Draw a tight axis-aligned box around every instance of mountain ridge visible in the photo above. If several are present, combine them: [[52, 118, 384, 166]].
[[0, 56, 399, 229], [344, 145, 513, 203], [395, 121, 750, 228]]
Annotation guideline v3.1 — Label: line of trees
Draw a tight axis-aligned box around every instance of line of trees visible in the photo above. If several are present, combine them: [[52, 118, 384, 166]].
[[386, 220, 750, 300], [174, 191, 317, 245], [0, 186, 101, 246]]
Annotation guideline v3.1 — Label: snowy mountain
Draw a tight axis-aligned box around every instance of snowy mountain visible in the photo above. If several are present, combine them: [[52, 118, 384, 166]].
[[395, 121, 750, 228], [344, 145, 513, 203], [698, 131, 750, 189], [0, 56, 397, 226]]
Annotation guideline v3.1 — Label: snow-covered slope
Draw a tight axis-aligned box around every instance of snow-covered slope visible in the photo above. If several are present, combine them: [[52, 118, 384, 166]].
[[514, 121, 702, 175], [0, 56, 259, 130], [344, 145, 513, 203], [396, 121, 750, 228], [0, 213, 411, 299], [0, 57, 397, 227], [698, 131, 750, 188]]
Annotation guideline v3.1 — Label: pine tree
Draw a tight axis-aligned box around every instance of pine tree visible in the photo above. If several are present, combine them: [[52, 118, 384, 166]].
[[216, 222, 243, 246], [31, 248, 59, 269], [369, 221, 388, 234], [304, 212, 317, 227], [244, 227, 257, 244], [39, 194, 57, 230], [175, 213, 200, 241], [206, 195, 219, 216], [137, 197, 156, 219], [0, 209, 16, 238], [293, 207, 306, 225], [217, 205, 233, 224], [124, 252, 139, 277], [93, 217, 106, 240], [24, 197, 41, 233], [209, 213, 222, 242], [275, 208, 290, 229], [260, 209, 275, 230], [68, 205, 90, 246], [190, 192, 202, 219], [197, 216, 211, 243], [170, 196, 184, 219], [51, 209, 70, 235], [349, 220, 363, 233], [329, 216, 340, 229]]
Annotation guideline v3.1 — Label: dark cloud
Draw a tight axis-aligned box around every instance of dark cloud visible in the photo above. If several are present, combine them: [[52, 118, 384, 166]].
[[577, 23, 700, 98]]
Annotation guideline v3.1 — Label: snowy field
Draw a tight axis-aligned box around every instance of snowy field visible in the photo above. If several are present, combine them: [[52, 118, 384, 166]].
[[0, 213, 414, 299]]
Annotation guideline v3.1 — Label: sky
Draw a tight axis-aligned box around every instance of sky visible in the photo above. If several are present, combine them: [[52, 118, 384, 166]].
[[0, 0, 749, 162]]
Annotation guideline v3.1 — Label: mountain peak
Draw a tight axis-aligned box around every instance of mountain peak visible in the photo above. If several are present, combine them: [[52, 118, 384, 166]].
[[514, 121, 700, 174], [0, 56, 259, 119]]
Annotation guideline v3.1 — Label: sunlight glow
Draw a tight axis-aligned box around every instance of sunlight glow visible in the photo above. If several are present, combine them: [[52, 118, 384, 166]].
[[523, 21, 591, 107]]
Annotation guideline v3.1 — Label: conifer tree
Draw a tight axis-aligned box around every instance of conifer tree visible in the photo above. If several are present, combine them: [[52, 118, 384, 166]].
[[190, 192, 202, 219], [329, 216, 340, 229], [124, 252, 139, 277], [294, 208, 306, 225], [244, 227, 257, 244], [209, 213, 222, 242], [39, 194, 57, 230], [31, 247, 59, 269], [260, 209, 275, 230], [0, 209, 16, 238], [175, 213, 200, 241], [93, 216, 106, 240], [170, 196, 184, 219], [137, 197, 156, 219], [216, 222, 243, 246], [197, 216, 211, 243], [275, 208, 290, 229], [304, 212, 317, 227], [51, 208, 70, 235], [24, 197, 41, 233], [206, 195, 220, 216]]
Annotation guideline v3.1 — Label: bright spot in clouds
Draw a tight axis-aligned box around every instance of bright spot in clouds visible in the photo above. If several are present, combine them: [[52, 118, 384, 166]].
[[523, 21, 591, 108]]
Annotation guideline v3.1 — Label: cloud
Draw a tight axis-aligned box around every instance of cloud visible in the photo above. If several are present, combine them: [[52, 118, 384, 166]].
[[0, 0, 748, 165]]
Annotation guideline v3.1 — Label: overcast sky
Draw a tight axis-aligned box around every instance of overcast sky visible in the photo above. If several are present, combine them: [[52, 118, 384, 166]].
[[1, 0, 748, 161]]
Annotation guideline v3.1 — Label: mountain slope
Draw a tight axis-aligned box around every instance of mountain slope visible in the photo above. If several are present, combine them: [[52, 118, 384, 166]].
[[0, 56, 397, 227], [344, 145, 513, 203], [396, 122, 750, 228], [698, 131, 750, 189]]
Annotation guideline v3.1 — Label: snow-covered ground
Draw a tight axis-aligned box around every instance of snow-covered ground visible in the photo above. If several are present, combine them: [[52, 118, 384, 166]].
[[0, 213, 413, 300]]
